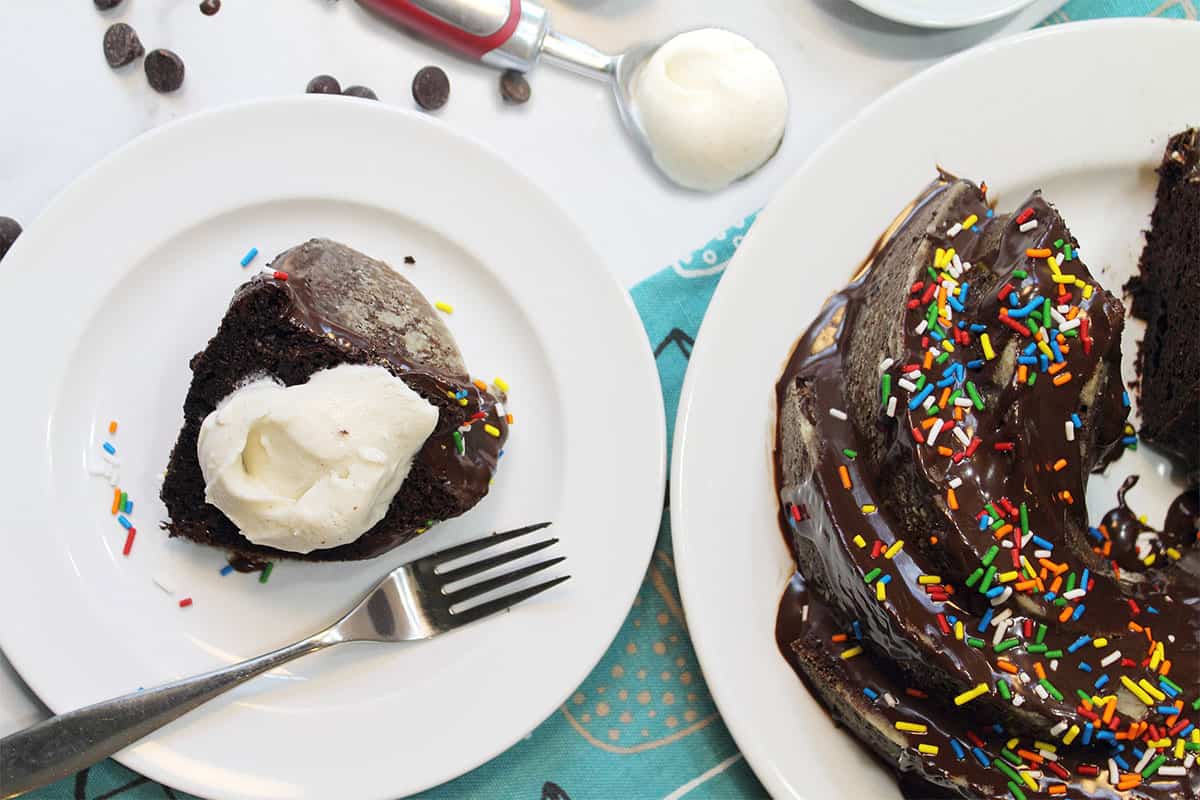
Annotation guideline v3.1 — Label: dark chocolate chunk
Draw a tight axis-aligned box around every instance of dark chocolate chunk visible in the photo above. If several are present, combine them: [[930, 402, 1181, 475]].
[[403, 256, 416, 265], [0, 217, 21, 263], [306, 74, 341, 95], [199, 0, 221, 15], [411, 66, 449, 111], [103, 23, 144, 68], [93, 0, 124, 10], [342, 85, 378, 101], [144, 49, 185, 93], [499, 69, 530, 105]]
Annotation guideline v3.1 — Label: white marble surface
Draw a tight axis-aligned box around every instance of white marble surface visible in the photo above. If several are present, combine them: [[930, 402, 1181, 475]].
[[0, 0, 1059, 741]]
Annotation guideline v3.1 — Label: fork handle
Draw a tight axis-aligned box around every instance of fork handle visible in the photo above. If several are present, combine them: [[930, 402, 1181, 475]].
[[0, 633, 337, 799]]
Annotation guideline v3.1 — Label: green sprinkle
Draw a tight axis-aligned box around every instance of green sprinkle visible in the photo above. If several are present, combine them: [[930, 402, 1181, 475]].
[[967, 637, 986, 648], [1065, 244, 1073, 261], [1066, 573, 1077, 593], [881, 374, 892, 407], [993, 758, 1023, 786], [1063, 328, 1079, 338], [1036, 623, 1047, 644], [1020, 503, 1029, 535], [1028, 316, 1040, 334], [1076, 689, 1092, 704], [980, 565, 997, 593], [1027, 371, 1037, 386], [915, 374, 927, 392], [453, 430, 465, 455], [1007, 782, 1027, 800], [990, 518, 1006, 532], [1013, 269, 1028, 279], [947, 389, 962, 406], [1044, 649, 1064, 659], [1190, 696, 1200, 711], [926, 404, 941, 416], [966, 567, 984, 588], [843, 448, 858, 459], [981, 545, 999, 566], [997, 680, 1011, 700], [995, 638, 1020, 653], [259, 562, 274, 584], [1187, 742, 1200, 751], [864, 567, 882, 583], [936, 351, 950, 364], [985, 503, 1000, 519], [1039, 678, 1063, 701], [927, 266, 938, 280], [1142, 754, 1167, 778], [1026, 643, 1048, 654], [1053, 597, 1067, 607], [1001, 748, 1022, 766], [966, 382, 984, 410], [1054, 238, 1064, 248]]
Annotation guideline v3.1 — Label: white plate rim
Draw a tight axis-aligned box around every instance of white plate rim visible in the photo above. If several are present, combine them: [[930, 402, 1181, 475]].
[[671, 17, 1199, 800], [0, 97, 667, 799], [850, 0, 1039, 29]]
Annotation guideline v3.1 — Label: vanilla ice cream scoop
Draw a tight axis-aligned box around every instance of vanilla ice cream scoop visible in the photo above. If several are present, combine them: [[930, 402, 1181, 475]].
[[197, 364, 438, 554]]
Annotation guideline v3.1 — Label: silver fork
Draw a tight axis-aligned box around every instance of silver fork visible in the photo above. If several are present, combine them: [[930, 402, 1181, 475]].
[[0, 522, 566, 799]]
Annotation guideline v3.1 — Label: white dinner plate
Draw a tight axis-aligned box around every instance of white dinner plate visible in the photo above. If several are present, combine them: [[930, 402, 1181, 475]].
[[0, 97, 665, 799], [672, 18, 1199, 800], [850, 0, 1039, 28]]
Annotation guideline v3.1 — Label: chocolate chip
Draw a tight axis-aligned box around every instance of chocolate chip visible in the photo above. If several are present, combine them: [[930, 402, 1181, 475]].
[[403, 256, 416, 265], [342, 85, 378, 101], [103, 23, 144, 68], [499, 70, 530, 105], [306, 74, 341, 95], [199, 0, 221, 15], [144, 49, 185, 93], [0, 217, 21, 263], [93, 0, 124, 9], [411, 66, 449, 111]]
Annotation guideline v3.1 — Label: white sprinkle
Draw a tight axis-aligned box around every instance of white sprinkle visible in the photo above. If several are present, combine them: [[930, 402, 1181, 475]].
[[1034, 549, 1052, 559], [1019, 220, 1038, 233], [1039, 749, 1058, 762], [102, 452, 121, 466], [1049, 659, 1059, 671], [1018, 672, 1032, 685], [1134, 747, 1156, 774], [946, 223, 963, 237], [992, 620, 1009, 647], [886, 396, 898, 418], [153, 577, 174, 595], [927, 419, 945, 445], [904, 369, 923, 380], [1168, 634, 1176, 644], [883, 692, 898, 708], [1108, 759, 1120, 787], [1100, 650, 1122, 668], [1050, 309, 1068, 325], [953, 427, 971, 447], [828, 408, 848, 421], [1001, 540, 1014, 549], [1055, 252, 1065, 267], [951, 253, 963, 271], [1185, 753, 1196, 769], [961, 261, 972, 273], [922, 395, 936, 411], [948, 477, 963, 489], [1159, 766, 1187, 777], [989, 587, 1012, 606], [801, 604, 809, 623], [1050, 720, 1069, 736], [495, 402, 507, 418], [991, 608, 1013, 628], [1035, 684, 1050, 700], [1012, 694, 1026, 707], [899, 378, 918, 392], [954, 397, 974, 407], [1065, 421, 1076, 442], [915, 320, 929, 335], [879, 357, 895, 374], [1060, 318, 1081, 333], [1062, 588, 1086, 600]]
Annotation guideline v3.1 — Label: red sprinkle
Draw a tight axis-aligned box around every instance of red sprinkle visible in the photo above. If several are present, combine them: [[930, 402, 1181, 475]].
[[1016, 207, 1035, 224], [1080, 318, 1092, 355], [273, 270, 289, 281], [921, 284, 938, 304], [936, 613, 951, 635], [966, 731, 985, 748], [1076, 765, 1100, 777], [998, 313, 1032, 337], [178, 598, 193, 608], [1024, 619, 1034, 638], [910, 281, 925, 294], [122, 527, 136, 556], [966, 437, 982, 457], [1128, 599, 1141, 615], [994, 442, 1015, 452], [997, 282, 1015, 302], [1169, 718, 1190, 736], [906, 299, 921, 310], [871, 540, 884, 558], [1046, 761, 1070, 780], [911, 426, 926, 444]]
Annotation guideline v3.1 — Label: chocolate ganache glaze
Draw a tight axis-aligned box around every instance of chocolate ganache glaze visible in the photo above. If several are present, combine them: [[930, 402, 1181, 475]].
[[773, 175, 1200, 797]]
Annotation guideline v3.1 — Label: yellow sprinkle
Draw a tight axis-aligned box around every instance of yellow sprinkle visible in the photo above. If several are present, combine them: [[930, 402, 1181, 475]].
[[1092, 638, 1108, 648], [918, 744, 940, 756], [1006, 738, 1020, 751], [483, 424, 501, 438], [934, 248, 947, 268], [1082, 284, 1094, 299], [1121, 675, 1154, 705], [1166, 547, 1182, 560], [1150, 642, 1164, 670], [1193, 729, 1200, 743], [1047, 256, 1061, 275], [961, 214, 978, 229], [1062, 724, 1081, 745], [918, 575, 941, 585], [954, 683, 989, 706], [1143, 554, 1157, 567], [446, 391, 457, 399], [1052, 274, 1077, 284], [853, 535, 867, 548], [981, 333, 996, 360], [434, 301, 454, 314], [941, 340, 954, 353], [1020, 772, 1038, 792], [1073, 278, 1087, 289], [459, 398, 469, 406], [1034, 741, 1057, 753], [1139, 679, 1166, 702], [895, 721, 927, 734], [840, 646, 863, 660], [493, 377, 510, 393], [883, 540, 904, 559], [954, 620, 964, 641], [876, 582, 887, 602], [862, 504, 878, 514], [1038, 340, 1055, 359], [1177, 739, 1186, 759], [998, 570, 1019, 583]]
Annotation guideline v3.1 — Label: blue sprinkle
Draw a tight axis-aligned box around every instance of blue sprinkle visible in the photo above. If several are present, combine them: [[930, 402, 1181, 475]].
[[1008, 292, 1021, 307], [1157, 705, 1178, 715], [936, 375, 956, 388], [909, 384, 934, 410], [240, 247, 259, 267], [123, 500, 133, 514], [1071, 604, 1086, 621], [967, 359, 984, 370], [948, 296, 965, 313], [1009, 296, 1044, 319], [1094, 674, 1109, 689], [1017, 356, 1038, 365], [985, 586, 1006, 598], [947, 615, 959, 626], [978, 608, 994, 632], [1080, 569, 1089, 593], [1044, 592, 1057, 601], [971, 226, 980, 233], [951, 739, 966, 760], [1115, 755, 1130, 770], [1038, 354, 1049, 373], [1087, 527, 1104, 542], [1122, 391, 1130, 407], [1082, 723, 1094, 745], [102, 442, 116, 455], [1067, 635, 1091, 653], [498, 449, 505, 458], [969, 323, 986, 333], [1071, 413, 1083, 429], [978, 516, 991, 530], [958, 320, 968, 329], [959, 283, 969, 302], [929, 330, 944, 342], [1031, 535, 1053, 550], [1097, 730, 1115, 742], [863, 687, 879, 700], [1159, 679, 1179, 698], [1050, 339, 1064, 362], [972, 747, 990, 767], [1182, 723, 1195, 737], [879, 574, 892, 585], [220, 564, 235, 576], [1122, 436, 1138, 445], [1023, 342, 1038, 356], [1078, 661, 1092, 672], [852, 620, 862, 640], [992, 723, 1004, 735], [986, 209, 995, 218], [117, 515, 132, 530], [1147, 606, 1159, 614]]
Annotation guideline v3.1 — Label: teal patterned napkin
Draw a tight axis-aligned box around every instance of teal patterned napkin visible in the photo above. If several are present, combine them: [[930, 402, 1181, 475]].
[[30, 2, 1194, 797]]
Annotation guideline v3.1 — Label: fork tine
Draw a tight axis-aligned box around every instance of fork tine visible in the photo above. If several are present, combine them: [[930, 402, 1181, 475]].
[[422, 522, 553, 566], [443, 556, 566, 605], [448, 574, 571, 627], [437, 538, 558, 584]]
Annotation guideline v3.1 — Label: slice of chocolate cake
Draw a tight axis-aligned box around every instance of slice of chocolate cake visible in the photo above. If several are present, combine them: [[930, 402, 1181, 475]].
[[1126, 129, 1200, 479], [161, 239, 508, 561]]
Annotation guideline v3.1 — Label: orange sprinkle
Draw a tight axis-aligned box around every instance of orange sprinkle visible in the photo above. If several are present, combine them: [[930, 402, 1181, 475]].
[[1033, 662, 1047, 680], [1162, 660, 1171, 676], [1060, 490, 1075, 504], [1053, 458, 1068, 471], [111, 488, 121, 515], [929, 536, 939, 545], [996, 659, 1019, 674], [937, 446, 954, 457], [1129, 621, 1143, 633], [996, 524, 1013, 538], [1015, 580, 1038, 591], [505, 413, 514, 425], [108, 420, 118, 435], [1048, 361, 1068, 375], [839, 465, 853, 490], [1059, 343, 1070, 354], [1039, 558, 1068, 575], [1017, 365, 1028, 384], [938, 387, 951, 408], [473, 379, 488, 391], [1058, 605, 1075, 623], [831, 633, 848, 642], [1017, 749, 1044, 765], [1117, 776, 1142, 791], [1049, 575, 1063, 594], [947, 488, 959, 510], [1066, 306, 1079, 320], [923, 351, 934, 369], [1026, 248, 1052, 258], [1102, 697, 1117, 724], [921, 417, 939, 430], [1052, 372, 1072, 386], [954, 407, 964, 421], [1048, 786, 1067, 796]]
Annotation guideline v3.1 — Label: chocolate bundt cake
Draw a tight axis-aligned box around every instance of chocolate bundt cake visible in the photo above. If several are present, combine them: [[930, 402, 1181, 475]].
[[161, 239, 508, 561], [1126, 129, 1200, 479], [774, 175, 1200, 798]]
